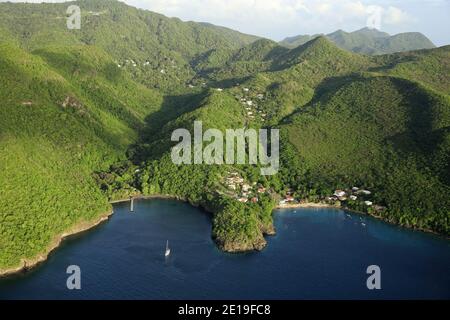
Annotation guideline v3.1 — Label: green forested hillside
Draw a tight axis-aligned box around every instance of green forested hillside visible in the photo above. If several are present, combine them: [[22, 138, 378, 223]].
[[0, 41, 162, 269], [280, 27, 436, 55], [282, 76, 450, 233], [0, 0, 449, 271], [0, 0, 258, 92]]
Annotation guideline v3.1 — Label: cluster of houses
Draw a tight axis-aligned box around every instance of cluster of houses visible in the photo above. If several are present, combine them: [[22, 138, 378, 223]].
[[278, 189, 296, 205], [325, 187, 373, 206], [233, 87, 267, 122], [87, 11, 106, 16], [117, 57, 177, 75], [188, 82, 206, 89], [223, 172, 268, 204], [276, 186, 387, 213], [118, 59, 140, 68]]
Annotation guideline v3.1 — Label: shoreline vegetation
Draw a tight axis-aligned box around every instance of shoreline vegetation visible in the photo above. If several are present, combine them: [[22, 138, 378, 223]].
[[276, 202, 447, 237], [0, 210, 113, 278], [1, 195, 447, 278]]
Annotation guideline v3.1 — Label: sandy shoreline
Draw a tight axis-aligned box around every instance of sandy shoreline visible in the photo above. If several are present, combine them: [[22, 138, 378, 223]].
[[276, 202, 447, 238], [0, 210, 113, 278], [276, 202, 339, 210]]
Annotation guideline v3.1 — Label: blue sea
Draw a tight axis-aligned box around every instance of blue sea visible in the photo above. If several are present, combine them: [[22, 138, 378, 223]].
[[0, 199, 449, 299]]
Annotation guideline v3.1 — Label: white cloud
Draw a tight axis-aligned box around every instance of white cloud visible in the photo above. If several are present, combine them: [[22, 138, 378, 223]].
[[384, 6, 413, 25], [2, 0, 446, 44], [124, 0, 415, 37]]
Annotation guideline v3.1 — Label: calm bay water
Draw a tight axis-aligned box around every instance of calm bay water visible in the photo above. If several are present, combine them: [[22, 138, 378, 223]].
[[0, 199, 449, 300]]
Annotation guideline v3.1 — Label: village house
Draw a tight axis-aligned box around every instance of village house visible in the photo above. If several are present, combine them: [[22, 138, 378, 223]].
[[365, 201, 373, 206], [334, 190, 346, 198], [285, 195, 295, 202], [350, 195, 358, 201], [374, 205, 387, 212], [257, 187, 266, 193]]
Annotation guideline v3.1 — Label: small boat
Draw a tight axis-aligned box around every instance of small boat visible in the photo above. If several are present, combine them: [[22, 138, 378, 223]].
[[165, 240, 171, 257], [361, 223, 366, 227]]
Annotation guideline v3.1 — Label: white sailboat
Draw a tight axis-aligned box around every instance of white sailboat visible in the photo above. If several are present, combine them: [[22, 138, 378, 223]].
[[165, 240, 171, 257]]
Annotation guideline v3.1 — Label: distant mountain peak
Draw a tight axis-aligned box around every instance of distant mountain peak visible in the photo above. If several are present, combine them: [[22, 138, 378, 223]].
[[352, 27, 390, 38], [280, 28, 435, 55]]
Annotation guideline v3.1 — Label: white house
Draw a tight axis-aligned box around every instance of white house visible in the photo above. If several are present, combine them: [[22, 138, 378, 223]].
[[334, 190, 346, 198]]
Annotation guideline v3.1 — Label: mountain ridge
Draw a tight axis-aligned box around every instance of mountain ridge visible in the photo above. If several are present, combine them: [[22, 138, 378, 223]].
[[280, 27, 436, 55]]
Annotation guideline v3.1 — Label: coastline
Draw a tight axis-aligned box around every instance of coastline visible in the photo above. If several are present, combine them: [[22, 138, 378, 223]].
[[109, 194, 184, 204], [0, 210, 113, 278], [276, 201, 447, 238], [2, 197, 447, 278], [276, 202, 339, 210]]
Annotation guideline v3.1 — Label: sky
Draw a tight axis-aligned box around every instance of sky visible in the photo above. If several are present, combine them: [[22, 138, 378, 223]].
[[2, 0, 449, 46]]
